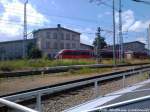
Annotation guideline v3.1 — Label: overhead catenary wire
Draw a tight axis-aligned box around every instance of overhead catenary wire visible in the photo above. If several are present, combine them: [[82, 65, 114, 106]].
[[0, 14, 114, 35], [0, 7, 100, 24], [0, 0, 118, 41], [0, 0, 116, 32]]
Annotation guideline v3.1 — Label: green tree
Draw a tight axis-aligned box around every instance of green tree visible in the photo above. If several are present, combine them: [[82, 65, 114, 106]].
[[27, 42, 42, 59], [93, 28, 107, 49], [93, 27, 107, 63]]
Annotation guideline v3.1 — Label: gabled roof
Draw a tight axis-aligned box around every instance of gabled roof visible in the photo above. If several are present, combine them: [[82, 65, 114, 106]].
[[80, 43, 93, 47], [124, 41, 145, 45], [107, 41, 145, 47], [0, 39, 35, 44], [33, 26, 81, 35]]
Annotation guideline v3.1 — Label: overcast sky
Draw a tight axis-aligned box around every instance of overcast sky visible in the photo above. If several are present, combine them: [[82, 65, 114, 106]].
[[0, 0, 150, 45]]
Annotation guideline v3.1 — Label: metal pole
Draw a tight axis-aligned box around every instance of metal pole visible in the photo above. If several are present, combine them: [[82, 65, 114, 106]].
[[23, 0, 28, 58], [94, 81, 98, 97], [113, 0, 116, 66], [96, 27, 102, 63], [148, 25, 150, 55], [36, 93, 42, 112], [123, 74, 125, 88], [119, 0, 123, 63]]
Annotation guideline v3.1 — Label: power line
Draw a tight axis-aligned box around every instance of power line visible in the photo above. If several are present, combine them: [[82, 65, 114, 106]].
[[0, 18, 44, 25], [0, 19, 113, 37], [1, 7, 100, 24], [0, 17, 113, 33]]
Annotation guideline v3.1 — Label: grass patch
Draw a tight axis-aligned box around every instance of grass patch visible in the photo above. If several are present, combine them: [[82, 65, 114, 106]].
[[0, 59, 96, 72], [0, 58, 150, 72], [67, 67, 112, 75], [125, 59, 150, 65]]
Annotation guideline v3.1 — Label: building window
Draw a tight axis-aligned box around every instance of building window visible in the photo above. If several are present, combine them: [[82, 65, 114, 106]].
[[45, 42, 50, 49], [42, 31, 46, 38], [60, 43, 64, 49], [53, 33, 57, 39], [66, 43, 70, 49], [60, 33, 64, 40], [0, 47, 5, 53], [53, 42, 58, 49], [66, 33, 70, 40], [72, 34, 76, 40], [74, 36, 79, 41], [46, 31, 51, 39], [72, 43, 76, 48]]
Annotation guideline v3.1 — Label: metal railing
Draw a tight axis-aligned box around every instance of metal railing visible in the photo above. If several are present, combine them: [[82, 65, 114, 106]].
[[0, 98, 38, 112], [1, 66, 150, 112], [88, 95, 150, 112]]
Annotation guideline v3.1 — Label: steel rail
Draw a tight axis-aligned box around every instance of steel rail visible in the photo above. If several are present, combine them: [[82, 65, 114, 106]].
[[0, 98, 38, 112], [0, 63, 150, 78], [100, 88, 150, 98], [2, 66, 150, 101], [88, 95, 150, 112], [1, 64, 150, 98], [1, 65, 150, 112], [3, 68, 150, 101]]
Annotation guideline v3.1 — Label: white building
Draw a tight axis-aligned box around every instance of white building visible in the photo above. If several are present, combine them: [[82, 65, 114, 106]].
[[33, 24, 81, 58], [0, 39, 35, 60], [0, 24, 93, 60]]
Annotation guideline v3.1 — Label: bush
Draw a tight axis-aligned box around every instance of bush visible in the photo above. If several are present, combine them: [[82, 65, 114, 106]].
[[0, 64, 14, 72]]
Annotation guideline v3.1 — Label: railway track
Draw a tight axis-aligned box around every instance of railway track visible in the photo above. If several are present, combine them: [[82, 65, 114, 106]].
[[0, 63, 150, 78], [1, 64, 150, 112]]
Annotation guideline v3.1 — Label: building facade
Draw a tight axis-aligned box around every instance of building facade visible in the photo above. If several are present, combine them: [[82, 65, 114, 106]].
[[0, 39, 35, 60], [0, 29, 149, 60], [0, 25, 94, 60], [80, 43, 93, 50], [104, 41, 147, 53], [33, 24, 81, 58]]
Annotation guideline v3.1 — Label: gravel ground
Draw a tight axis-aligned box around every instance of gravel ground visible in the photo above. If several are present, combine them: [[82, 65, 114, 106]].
[[2, 71, 149, 112], [40, 72, 149, 112]]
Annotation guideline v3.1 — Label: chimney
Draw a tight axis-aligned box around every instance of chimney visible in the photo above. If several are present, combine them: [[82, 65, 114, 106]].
[[57, 24, 61, 28]]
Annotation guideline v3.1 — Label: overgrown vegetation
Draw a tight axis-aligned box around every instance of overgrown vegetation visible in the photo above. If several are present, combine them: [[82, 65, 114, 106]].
[[125, 59, 150, 65], [0, 59, 95, 72], [0, 58, 150, 72], [72, 67, 111, 75], [27, 42, 42, 59]]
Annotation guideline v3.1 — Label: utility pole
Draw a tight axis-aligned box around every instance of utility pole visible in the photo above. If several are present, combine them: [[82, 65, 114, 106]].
[[119, 0, 123, 63], [113, 0, 116, 66], [96, 27, 102, 63], [147, 25, 150, 55], [23, 0, 28, 58]]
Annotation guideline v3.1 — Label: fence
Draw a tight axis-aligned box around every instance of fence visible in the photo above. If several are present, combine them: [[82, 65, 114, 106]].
[[1, 67, 150, 112]]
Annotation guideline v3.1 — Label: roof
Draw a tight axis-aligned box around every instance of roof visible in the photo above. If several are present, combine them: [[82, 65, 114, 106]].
[[33, 26, 81, 35], [107, 41, 145, 48], [124, 41, 145, 45], [0, 39, 35, 45], [80, 43, 93, 48]]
